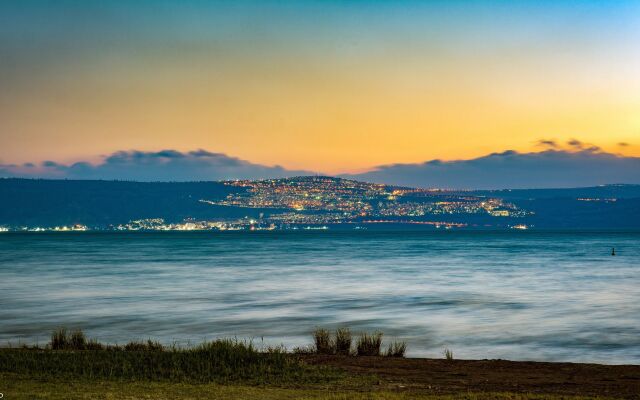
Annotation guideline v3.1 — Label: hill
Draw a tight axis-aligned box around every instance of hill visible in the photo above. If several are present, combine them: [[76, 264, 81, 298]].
[[1, 178, 639, 230]]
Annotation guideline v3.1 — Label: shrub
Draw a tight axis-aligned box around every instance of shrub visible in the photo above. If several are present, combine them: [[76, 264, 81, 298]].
[[313, 328, 334, 355], [335, 328, 352, 355], [385, 341, 406, 357], [356, 331, 383, 356]]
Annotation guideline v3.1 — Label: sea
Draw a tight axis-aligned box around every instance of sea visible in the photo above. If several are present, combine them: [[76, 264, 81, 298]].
[[1, 230, 638, 364]]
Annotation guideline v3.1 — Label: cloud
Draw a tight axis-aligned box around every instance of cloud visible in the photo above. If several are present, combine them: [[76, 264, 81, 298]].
[[566, 139, 601, 152], [3, 147, 640, 189], [618, 142, 630, 147], [536, 139, 559, 149], [0, 149, 313, 181], [343, 150, 640, 189], [567, 139, 582, 148]]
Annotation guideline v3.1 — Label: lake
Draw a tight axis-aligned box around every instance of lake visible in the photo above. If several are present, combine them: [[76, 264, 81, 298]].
[[1, 230, 638, 364]]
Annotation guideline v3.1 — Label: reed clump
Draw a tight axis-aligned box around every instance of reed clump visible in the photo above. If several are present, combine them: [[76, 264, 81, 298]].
[[385, 341, 407, 357], [50, 328, 69, 350], [311, 328, 406, 357], [444, 348, 454, 360], [313, 328, 334, 355], [70, 329, 87, 349], [51, 328, 90, 350], [335, 328, 352, 356], [356, 331, 383, 356]]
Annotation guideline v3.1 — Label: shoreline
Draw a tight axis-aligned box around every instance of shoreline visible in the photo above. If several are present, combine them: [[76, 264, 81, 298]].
[[2, 339, 638, 399], [2, 354, 639, 399], [304, 355, 640, 398]]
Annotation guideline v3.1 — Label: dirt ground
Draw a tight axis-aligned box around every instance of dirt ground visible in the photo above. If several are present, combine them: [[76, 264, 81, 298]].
[[303, 355, 640, 399]]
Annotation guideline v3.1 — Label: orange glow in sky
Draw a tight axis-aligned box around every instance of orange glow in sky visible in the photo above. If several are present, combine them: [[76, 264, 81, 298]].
[[1, 1, 639, 173]]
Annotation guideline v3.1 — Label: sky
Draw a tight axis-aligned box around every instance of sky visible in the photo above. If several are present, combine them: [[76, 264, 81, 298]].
[[1, 0, 639, 184]]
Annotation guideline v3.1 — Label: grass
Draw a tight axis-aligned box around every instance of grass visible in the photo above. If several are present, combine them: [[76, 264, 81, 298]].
[[312, 328, 400, 357], [0, 329, 629, 399], [49, 327, 67, 350], [0, 330, 342, 385], [335, 328, 352, 356], [123, 339, 164, 352], [1, 327, 406, 387], [385, 341, 407, 357], [0, 373, 618, 400], [356, 332, 383, 356], [313, 328, 334, 355], [49, 328, 103, 351]]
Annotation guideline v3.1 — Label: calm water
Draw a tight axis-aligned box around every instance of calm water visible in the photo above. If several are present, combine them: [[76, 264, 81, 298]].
[[1, 231, 638, 364]]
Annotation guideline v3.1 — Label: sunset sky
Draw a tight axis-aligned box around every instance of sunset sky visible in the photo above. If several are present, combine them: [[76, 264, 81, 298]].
[[1, 0, 639, 175]]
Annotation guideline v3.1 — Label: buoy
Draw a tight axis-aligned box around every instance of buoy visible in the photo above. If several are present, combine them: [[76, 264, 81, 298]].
[[611, 248, 616, 256]]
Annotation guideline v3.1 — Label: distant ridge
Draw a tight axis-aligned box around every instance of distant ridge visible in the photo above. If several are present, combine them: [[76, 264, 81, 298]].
[[1, 178, 639, 230]]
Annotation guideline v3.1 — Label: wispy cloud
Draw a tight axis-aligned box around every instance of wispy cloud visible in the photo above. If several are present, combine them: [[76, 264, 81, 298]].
[[566, 139, 601, 152], [535, 139, 559, 149]]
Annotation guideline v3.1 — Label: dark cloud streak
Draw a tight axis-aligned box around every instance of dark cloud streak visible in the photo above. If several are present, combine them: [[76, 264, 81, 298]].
[[536, 139, 558, 149]]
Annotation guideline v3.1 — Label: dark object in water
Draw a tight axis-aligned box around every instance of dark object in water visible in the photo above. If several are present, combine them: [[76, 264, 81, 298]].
[[611, 248, 616, 256]]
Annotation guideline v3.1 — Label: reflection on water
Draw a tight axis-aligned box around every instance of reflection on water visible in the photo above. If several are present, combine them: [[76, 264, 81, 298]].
[[1, 231, 639, 363]]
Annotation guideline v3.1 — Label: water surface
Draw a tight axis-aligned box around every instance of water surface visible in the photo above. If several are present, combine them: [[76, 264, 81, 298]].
[[1, 231, 638, 363]]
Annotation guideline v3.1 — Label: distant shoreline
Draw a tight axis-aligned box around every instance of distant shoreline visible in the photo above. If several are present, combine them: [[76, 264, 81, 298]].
[[3, 227, 640, 233]]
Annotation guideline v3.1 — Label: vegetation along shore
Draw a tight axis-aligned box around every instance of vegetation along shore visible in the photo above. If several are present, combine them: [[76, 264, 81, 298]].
[[0, 328, 638, 399]]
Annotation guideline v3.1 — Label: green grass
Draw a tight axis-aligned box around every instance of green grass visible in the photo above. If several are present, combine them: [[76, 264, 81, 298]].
[[1, 327, 406, 386], [0, 329, 625, 400], [0, 339, 341, 385], [0, 373, 617, 400]]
